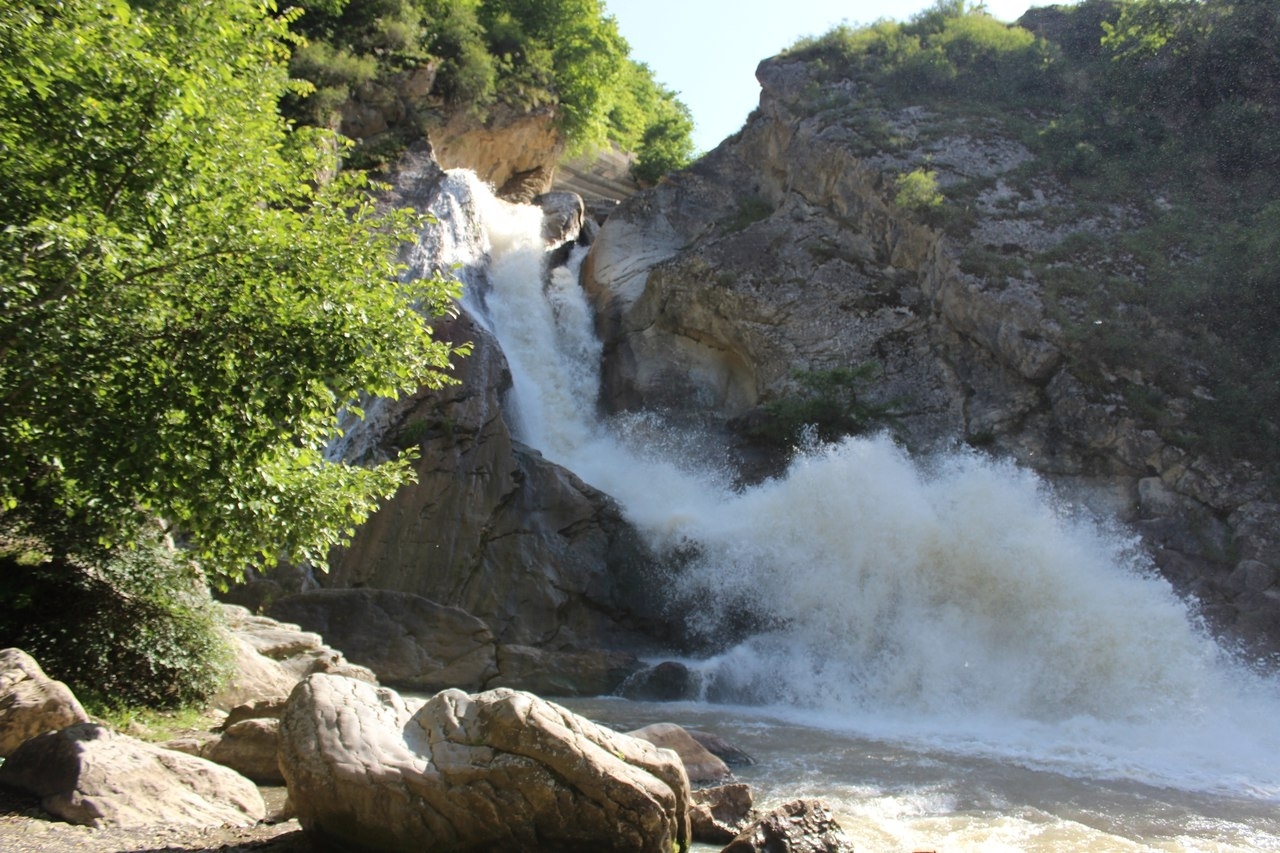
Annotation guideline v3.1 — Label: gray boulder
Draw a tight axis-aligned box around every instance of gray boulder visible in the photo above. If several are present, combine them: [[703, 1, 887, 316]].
[[627, 722, 733, 785], [0, 723, 265, 829], [0, 648, 89, 757], [691, 782, 755, 843], [723, 799, 855, 853], [278, 674, 691, 853]]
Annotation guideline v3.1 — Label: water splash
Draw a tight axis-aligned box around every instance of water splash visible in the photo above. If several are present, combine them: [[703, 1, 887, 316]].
[[437, 170, 1280, 797]]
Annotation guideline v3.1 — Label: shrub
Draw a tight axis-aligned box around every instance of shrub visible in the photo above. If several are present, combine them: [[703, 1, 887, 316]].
[[0, 523, 232, 710], [894, 168, 944, 211], [744, 365, 901, 447]]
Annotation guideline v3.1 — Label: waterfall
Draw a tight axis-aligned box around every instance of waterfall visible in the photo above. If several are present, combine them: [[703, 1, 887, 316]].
[[430, 170, 1280, 796]]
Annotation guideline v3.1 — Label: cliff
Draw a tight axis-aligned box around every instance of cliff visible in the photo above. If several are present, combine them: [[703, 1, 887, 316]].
[[582, 54, 1280, 657]]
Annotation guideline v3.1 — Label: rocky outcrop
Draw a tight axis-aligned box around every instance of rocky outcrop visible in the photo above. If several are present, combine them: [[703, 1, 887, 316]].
[[323, 310, 663, 651], [333, 62, 563, 202], [0, 648, 89, 758], [581, 56, 1280, 655], [0, 723, 265, 829], [278, 674, 692, 853]]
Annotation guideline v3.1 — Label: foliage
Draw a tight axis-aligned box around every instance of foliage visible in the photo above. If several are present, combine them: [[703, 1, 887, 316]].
[[894, 168, 944, 210], [283, 0, 695, 166], [0, 521, 232, 710], [744, 365, 900, 447], [783, 1, 1059, 106], [0, 0, 466, 580], [612, 61, 696, 185], [721, 196, 775, 234]]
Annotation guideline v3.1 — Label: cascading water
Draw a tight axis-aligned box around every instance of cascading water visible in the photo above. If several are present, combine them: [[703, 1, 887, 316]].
[[426, 171, 1280, 850]]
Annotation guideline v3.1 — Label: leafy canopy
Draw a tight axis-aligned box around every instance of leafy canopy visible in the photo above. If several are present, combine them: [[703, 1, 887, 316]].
[[0, 0, 465, 580], [283, 0, 696, 173]]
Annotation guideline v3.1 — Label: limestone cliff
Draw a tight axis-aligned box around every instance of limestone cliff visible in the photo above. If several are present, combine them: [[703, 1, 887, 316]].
[[582, 57, 1280, 656]]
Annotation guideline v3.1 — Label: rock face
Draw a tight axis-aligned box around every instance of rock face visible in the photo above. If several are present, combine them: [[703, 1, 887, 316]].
[[313, 151, 669, 668], [267, 588, 498, 693], [0, 648, 89, 757], [0, 723, 265, 829], [278, 674, 691, 853], [581, 55, 1280, 655]]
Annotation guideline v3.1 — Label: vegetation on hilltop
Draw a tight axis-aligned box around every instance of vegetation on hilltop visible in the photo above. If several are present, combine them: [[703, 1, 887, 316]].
[[283, 0, 696, 181], [787, 0, 1280, 471]]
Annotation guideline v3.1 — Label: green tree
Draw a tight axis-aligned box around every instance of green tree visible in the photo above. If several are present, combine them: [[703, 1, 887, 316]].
[[0, 0, 465, 581]]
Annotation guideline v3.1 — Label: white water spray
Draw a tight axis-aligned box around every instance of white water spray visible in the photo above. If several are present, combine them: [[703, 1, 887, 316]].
[[432, 171, 1280, 798]]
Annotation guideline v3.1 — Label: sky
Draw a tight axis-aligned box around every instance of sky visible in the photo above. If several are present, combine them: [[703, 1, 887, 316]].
[[605, 0, 1041, 152]]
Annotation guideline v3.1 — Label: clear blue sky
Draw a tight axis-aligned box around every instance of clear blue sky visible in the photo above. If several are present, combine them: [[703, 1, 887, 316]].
[[605, 0, 1041, 152]]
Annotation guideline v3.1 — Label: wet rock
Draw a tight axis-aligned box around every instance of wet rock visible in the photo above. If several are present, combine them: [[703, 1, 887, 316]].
[[619, 660, 702, 701], [722, 798, 856, 853], [627, 722, 732, 784], [493, 644, 643, 696], [688, 728, 756, 767], [691, 782, 755, 843]]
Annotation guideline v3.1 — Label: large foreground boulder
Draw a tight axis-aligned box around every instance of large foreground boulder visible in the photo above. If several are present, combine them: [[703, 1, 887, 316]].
[[0, 648, 89, 757], [0, 723, 265, 829], [278, 674, 691, 853]]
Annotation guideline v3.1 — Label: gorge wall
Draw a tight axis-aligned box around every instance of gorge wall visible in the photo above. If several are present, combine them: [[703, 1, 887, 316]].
[[266, 43, 1280, 676], [582, 56, 1280, 657]]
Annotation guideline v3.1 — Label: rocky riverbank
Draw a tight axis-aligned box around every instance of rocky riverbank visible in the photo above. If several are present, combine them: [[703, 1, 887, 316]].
[[0, 606, 858, 853]]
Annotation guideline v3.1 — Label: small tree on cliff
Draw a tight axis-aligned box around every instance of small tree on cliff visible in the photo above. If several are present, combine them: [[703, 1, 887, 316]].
[[0, 0, 465, 581]]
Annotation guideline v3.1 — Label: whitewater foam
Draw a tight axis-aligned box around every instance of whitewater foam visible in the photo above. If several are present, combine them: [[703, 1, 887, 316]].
[[433, 169, 1280, 801]]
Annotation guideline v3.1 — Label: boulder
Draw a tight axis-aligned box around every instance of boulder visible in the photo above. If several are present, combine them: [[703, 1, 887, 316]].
[[203, 718, 284, 784], [267, 588, 498, 692], [0, 723, 265, 829], [722, 799, 856, 853], [627, 722, 732, 785], [688, 728, 756, 767], [691, 782, 755, 843], [278, 674, 691, 853], [494, 643, 643, 696], [619, 660, 703, 701], [212, 605, 377, 711], [0, 648, 89, 757], [534, 190, 586, 245]]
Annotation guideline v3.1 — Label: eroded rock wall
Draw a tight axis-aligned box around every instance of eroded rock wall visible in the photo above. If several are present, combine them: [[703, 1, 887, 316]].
[[583, 57, 1280, 655]]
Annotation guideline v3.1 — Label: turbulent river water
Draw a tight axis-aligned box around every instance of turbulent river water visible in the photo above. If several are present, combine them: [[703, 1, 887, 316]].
[[421, 171, 1280, 851]]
